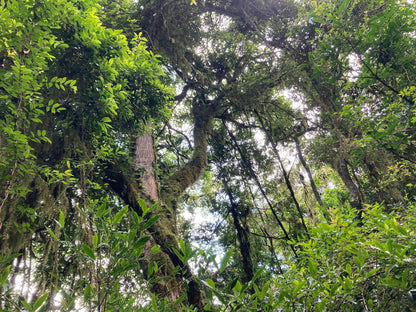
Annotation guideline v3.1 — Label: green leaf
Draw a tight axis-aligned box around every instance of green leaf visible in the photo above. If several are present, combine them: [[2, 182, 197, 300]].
[[309, 260, 318, 279], [151, 245, 160, 253], [45, 226, 58, 240], [84, 284, 93, 302], [317, 298, 329, 312], [320, 223, 331, 232], [82, 244, 95, 260], [205, 278, 216, 290], [386, 238, 393, 254], [128, 229, 138, 242], [0, 253, 22, 266], [346, 263, 352, 276], [151, 293, 158, 311], [366, 268, 380, 278], [21, 299, 32, 311], [233, 280, 242, 293], [138, 198, 147, 215], [220, 246, 234, 274], [336, 0, 350, 15], [133, 236, 151, 250], [150, 201, 161, 210], [93, 233, 98, 249], [173, 294, 186, 307], [172, 247, 184, 264], [225, 277, 238, 292], [292, 280, 306, 297], [33, 292, 49, 311], [368, 298, 373, 308], [259, 281, 270, 300], [343, 277, 352, 291], [59, 211, 65, 228], [252, 267, 264, 283], [180, 238, 186, 254], [113, 205, 128, 225], [354, 249, 367, 271], [147, 261, 154, 278], [0, 266, 10, 285], [131, 211, 141, 226], [97, 202, 109, 218], [142, 215, 160, 230]]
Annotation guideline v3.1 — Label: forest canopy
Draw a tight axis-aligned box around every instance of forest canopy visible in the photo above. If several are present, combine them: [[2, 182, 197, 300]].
[[0, 0, 416, 311]]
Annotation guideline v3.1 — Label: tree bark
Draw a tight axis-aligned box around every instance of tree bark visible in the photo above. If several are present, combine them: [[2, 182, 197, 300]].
[[335, 157, 365, 220], [105, 106, 212, 310], [225, 185, 254, 283], [134, 127, 186, 304], [294, 136, 324, 221], [135, 126, 159, 202]]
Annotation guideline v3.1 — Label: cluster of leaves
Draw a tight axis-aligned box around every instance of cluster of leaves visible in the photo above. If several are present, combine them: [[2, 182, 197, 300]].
[[0, 0, 172, 205], [0, 0, 173, 310], [276, 203, 416, 311], [173, 202, 415, 312], [304, 0, 416, 194], [1, 0, 416, 310], [0, 0, 76, 198], [0, 197, 161, 311], [158, 0, 416, 310]]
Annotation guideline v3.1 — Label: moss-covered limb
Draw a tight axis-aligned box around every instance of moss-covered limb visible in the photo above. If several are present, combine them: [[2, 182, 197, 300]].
[[224, 186, 254, 284], [104, 156, 205, 309], [335, 156, 364, 212], [139, 230, 204, 310], [161, 100, 216, 203], [136, 0, 201, 76], [139, 235, 185, 306], [155, 100, 216, 309], [0, 175, 68, 259], [103, 159, 146, 212]]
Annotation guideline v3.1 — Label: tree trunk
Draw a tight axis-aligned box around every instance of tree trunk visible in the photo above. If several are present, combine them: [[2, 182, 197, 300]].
[[223, 183, 254, 283], [294, 137, 324, 221], [135, 126, 159, 202], [135, 128, 186, 305], [106, 111, 209, 310], [335, 157, 365, 221]]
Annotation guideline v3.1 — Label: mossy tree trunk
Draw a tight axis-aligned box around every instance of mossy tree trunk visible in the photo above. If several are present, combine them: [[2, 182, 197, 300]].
[[104, 101, 216, 309]]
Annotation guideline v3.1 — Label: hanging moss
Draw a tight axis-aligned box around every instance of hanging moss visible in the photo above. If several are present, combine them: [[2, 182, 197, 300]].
[[0, 174, 69, 259]]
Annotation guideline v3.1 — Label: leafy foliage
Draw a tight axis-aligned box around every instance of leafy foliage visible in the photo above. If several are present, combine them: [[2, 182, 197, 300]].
[[0, 0, 172, 309], [1, 0, 416, 310]]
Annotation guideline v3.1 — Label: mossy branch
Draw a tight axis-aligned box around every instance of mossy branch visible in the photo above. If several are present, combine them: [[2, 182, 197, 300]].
[[161, 100, 215, 202]]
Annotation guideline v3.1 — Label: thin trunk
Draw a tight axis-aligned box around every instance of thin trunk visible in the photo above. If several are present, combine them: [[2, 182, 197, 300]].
[[224, 120, 298, 258], [294, 137, 323, 208], [335, 157, 365, 222], [246, 185, 284, 274], [274, 148, 310, 239], [294, 137, 325, 222], [254, 112, 310, 239], [224, 183, 254, 283]]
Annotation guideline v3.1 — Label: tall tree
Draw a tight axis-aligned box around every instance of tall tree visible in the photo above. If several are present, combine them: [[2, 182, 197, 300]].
[[1, 0, 416, 310]]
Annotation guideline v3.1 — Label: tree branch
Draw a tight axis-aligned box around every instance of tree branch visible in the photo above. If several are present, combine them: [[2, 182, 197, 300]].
[[161, 99, 217, 202]]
